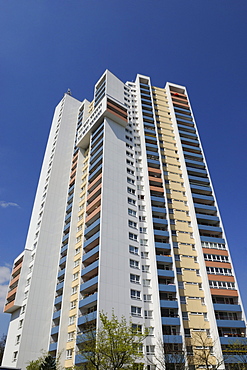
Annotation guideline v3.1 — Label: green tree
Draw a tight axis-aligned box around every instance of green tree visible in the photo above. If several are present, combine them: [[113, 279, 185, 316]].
[[40, 355, 57, 370], [77, 311, 147, 369], [26, 351, 62, 370], [0, 334, 7, 365]]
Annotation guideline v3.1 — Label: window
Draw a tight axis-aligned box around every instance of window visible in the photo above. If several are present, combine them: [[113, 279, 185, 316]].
[[127, 177, 135, 185], [127, 187, 135, 195], [130, 259, 139, 269], [139, 215, 146, 222], [142, 265, 150, 273], [128, 208, 137, 217], [146, 345, 155, 355], [140, 227, 147, 234], [16, 335, 21, 345], [182, 312, 189, 320], [140, 239, 148, 246], [21, 305, 26, 314], [129, 232, 138, 241], [66, 349, 73, 359], [129, 245, 139, 255], [144, 294, 152, 302], [184, 328, 191, 337], [141, 251, 149, 259], [129, 220, 137, 229], [69, 315, 76, 325], [127, 168, 134, 175], [73, 272, 79, 280], [70, 300, 77, 309], [132, 324, 142, 333], [130, 274, 140, 284], [18, 320, 23, 329], [71, 286, 78, 295], [180, 296, 186, 304], [131, 289, 141, 300], [144, 310, 153, 319], [178, 281, 184, 289], [131, 306, 141, 317], [68, 332, 74, 342], [128, 198, 136, 206], [75, 247, 81, 255], [74, 259, 80, 268], [143, 279, 151, 287], [13, 351, 18, 362], [176, 268, 182, 274]]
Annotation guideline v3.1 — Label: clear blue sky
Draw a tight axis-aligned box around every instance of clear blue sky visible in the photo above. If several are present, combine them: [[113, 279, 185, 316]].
[[1, 0, 247, 335]]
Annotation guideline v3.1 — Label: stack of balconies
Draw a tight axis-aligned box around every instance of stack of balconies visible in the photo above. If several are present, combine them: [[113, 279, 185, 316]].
[[171, 89, 246, 351], [141, 82, 181, 345], [77, 123, 104, 346]]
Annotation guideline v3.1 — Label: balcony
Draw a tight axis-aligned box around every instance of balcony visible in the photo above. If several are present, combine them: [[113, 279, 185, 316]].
[[80, 276, 98, 293], [152, 206, 166, 214], [88, 164, 102, 182], [49, 342, 57, 352], [163, 335, 183, 343], [187, 166, 207, 176], [217, 320, 246, 328], [196, 214, 220, 223], [81, 260, 99, 278], [145, 142, 158, 149], [220, 337, 247, 345], [154, 230, 169, 238], [158, 269, 174, 278], [179, 130, 197, 139], [89, 155, 103, 174], [84, 218, 100, 238], [213, 304, 242, 312], [156, 255, 172, 264], [84, 231, 100, 249], [53, 310, 61, 320], [162, 317, 180, 326], [201, 236, 225, 244], [182, 144, 201, 154], [78, 311, 97, 326], [192, 193, 214, 204], [159, 284, 176, 292], [82, 245, 100, 264], [59, 256, 66, 267], [58, 268, 65, 279], [79, 292, 98, 308], [61, 244, 68, 256], [194, 203, 217, 214], [90, 147, 103, 165], [56, 282, 64, 292], [183, 150, 203, 159], [62, 234, 69, 243], [51, 325, 59, 335], [198, 224, 222, 234], [54, 295, 62, 305], [153, 217, 167, 225], [91, 137, 104, 157], [160, 300, 178, 309], [189, 175, 210, 184], [190, 183, 212, 194], [155, 242, 171, 250]]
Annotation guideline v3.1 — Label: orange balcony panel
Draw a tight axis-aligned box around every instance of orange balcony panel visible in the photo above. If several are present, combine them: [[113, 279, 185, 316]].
[[7, 286, 17, 299], [205, 261, 231, 269], [86, 194, 101, 214], [69, 178, 75, 187], [149, 185, 164, 193], [149, 176, 163, 183], [148, 167, 161, 174], [207, 274, 235, 282], [85, 207, 101, 224], [106, 108, 127, 123], [72, 153, 79, 164], [9, 274, 20, 288], [70, 168, 76, 179], [202, 248, 229, 256], [87, 184, 102, 202], [171, 95, 188, 103], [88, 173, 102, 192], [171, 91, 187, 98], [172, 101, 189, 108], [84, 238, 99, 252], [210, 288, 238, 297], [4, 300, 15, 313], [12, 261, 23, 276]]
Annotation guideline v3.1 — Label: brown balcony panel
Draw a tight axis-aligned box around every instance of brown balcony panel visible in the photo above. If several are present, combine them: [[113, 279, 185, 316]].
[[149, 176, 163, 183], [87, 184, 102, 202], [210, 288, 238, 297], [88, 173, 102, 192], [150, 185, 164, 193], [205, 261, 232, 269], [208, 275, 235, 282], [86, 194, 101, 213], [202, 248, 229, 256], [85, 207, 101, 224], [7, 286, 18, 299]]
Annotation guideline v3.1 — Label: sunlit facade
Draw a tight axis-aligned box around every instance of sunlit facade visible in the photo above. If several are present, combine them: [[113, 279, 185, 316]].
[[3, 70, 247, 369]]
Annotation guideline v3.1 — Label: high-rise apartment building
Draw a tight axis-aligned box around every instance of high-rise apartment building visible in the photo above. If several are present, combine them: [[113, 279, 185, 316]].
[[3, 71, 246, 369]]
